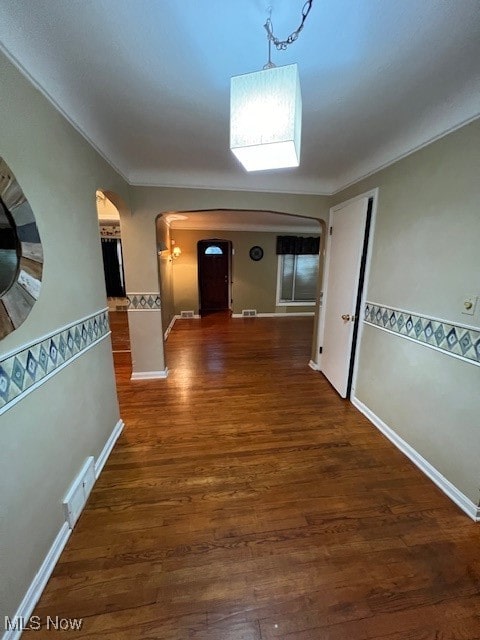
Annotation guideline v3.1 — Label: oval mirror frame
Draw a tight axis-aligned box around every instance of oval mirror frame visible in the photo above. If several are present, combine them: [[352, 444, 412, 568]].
[[0, 197, 20, 297], [0, 157, 43, 340]]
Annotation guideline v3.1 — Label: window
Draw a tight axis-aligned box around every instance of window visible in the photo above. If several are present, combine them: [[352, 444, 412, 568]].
[[204, 245, 223, 255], [277, 253, 319, 305]]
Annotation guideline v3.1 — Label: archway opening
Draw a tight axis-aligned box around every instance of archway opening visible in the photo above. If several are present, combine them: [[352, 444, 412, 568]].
[[96, 190, 131, 361], [156, 208, 325, 366]]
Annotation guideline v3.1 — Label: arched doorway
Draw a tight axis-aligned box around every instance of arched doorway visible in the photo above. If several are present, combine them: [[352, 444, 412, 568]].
[[96, 190, 131, 361], [157, 208, 326, 366]]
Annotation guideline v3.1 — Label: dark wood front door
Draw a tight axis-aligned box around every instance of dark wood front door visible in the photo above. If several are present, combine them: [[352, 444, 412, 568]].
[[197, 239, 231, 315]]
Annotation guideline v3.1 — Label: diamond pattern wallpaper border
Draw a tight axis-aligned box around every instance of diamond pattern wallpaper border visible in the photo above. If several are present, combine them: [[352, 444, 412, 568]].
[[364, 302, 480, 366], [0, 309, 110, 414], [127, 293, 161, 310]]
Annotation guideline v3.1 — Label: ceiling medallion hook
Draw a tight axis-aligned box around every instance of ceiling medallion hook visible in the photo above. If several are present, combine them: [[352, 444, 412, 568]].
[[263, 18, 275, 69], [262, 1, 313, 68]]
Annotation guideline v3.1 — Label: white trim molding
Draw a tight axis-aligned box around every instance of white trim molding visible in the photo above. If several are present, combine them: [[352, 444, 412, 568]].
[[308, 359, 320, 371], [164, 315, 177, 341], [2, 39, 478, 198], [276, 302, 316, 307], [1, 522, 72, 640], [163, 313, 201, 340], [1, 418, 125, 640], [352, 397, 480, 522], [131, 368, 169, 380], [232, 312, 314, 318], [94, 419, 124, 478], [0, 43, 130, 185]]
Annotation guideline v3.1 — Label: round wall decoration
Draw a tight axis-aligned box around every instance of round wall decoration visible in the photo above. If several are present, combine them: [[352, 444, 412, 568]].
[[249, 246, 264, 261], [0, 157, 43, 339]]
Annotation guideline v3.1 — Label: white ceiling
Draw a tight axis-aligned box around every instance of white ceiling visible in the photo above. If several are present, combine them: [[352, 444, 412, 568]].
[[0, 0, 479, 195]]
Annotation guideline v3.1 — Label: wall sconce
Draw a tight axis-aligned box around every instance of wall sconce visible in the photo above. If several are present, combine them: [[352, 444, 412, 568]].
[[172, 246, 182, 259], [157, 240, 168, 255]]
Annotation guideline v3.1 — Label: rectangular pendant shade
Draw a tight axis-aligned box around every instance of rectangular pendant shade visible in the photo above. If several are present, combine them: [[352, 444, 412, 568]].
[[230, 63, 302, 172]]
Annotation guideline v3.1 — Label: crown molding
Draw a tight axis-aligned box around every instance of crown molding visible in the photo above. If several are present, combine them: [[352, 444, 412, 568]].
[[3, 40, 479, 199], [331, 112, 480, 195], [127, 175, 333, 196], [0, 42, 130, 184]]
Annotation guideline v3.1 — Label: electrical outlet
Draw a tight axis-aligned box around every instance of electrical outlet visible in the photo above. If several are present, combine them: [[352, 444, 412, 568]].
[[462, 296, 477, 316]]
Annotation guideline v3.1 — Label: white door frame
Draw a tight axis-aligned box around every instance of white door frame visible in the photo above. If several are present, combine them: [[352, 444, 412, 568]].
[[316, 187, 379, 398]]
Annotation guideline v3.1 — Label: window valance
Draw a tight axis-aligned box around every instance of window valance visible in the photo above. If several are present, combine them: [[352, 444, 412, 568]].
[[276, 235, 320, 255]]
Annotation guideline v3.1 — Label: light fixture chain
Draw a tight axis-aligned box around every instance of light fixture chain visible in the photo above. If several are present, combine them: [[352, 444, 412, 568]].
[[264, 0, 313, 51]]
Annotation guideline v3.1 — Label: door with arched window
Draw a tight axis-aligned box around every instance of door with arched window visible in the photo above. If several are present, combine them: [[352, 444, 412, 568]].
[[197, 239, 232, 315]]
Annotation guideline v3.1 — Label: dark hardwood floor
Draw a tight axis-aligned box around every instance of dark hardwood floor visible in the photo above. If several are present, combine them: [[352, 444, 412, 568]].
[[27, 313, 480, 639], [109, 309, 131, 352]]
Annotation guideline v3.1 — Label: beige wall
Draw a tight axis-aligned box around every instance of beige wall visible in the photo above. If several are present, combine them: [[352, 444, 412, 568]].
[[331, 119, 480, 503], [126, 187, 329, 292], [0, 52, 129, 621], [171, 229, 320, 315]]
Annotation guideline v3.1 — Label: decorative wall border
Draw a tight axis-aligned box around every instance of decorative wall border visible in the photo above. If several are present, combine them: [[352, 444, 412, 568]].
[[126, 293, 161, 311], [99, 223, 121, 238], [0, 309, 110, 414], [364, 302, 480, 366]]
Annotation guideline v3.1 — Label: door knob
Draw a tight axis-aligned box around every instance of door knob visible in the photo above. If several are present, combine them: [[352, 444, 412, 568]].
[[341, 314, 350, 321]]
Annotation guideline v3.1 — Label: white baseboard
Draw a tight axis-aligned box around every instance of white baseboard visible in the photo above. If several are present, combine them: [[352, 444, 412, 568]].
[[1, 522, 72, 640], [131, 368, 169, 380], [164, 313, 201, 341], [352, 396, 480, 521], [1, 418, 125, 640], [94, 419, 124, 479], [163, 315, 177, 341], [261, 312, 314, 317], [2, 522, 72, 640], [232, 312, 315, 318], [308, 359, 320, 371]]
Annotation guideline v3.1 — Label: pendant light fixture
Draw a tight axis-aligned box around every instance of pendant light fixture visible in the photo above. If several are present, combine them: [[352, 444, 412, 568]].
[[230, 1, 313, 172]]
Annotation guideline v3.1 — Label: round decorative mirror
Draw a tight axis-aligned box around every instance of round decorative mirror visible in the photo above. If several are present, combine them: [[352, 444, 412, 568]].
[[0, 158, 43, 339]]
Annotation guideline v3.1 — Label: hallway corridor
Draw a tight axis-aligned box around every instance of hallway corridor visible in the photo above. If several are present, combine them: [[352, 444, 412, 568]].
[[28, 315, 480, 639]]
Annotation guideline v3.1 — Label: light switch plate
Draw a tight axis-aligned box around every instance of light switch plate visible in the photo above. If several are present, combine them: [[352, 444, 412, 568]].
[[462, 296, 477, 316]]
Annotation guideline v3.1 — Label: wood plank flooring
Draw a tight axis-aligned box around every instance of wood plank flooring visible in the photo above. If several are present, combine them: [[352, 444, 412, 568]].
[[28, 313, 480, 639]]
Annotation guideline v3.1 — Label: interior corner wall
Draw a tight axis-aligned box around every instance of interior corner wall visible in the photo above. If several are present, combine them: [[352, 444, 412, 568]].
[[0, 52, 129, 623], [331, 119, 480, 505], [156, 216, 175, 334]]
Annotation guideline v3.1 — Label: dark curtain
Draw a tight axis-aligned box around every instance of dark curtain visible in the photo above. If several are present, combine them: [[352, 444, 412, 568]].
[[276, 235, 320, 255], [101, 238, 125, 297]]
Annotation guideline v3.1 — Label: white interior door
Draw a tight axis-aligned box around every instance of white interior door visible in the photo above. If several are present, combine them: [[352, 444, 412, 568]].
[[322, 196, 369, 397]]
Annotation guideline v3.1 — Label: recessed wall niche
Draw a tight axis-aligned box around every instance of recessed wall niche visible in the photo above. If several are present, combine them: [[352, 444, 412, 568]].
[[0, 157, 43, 339]]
